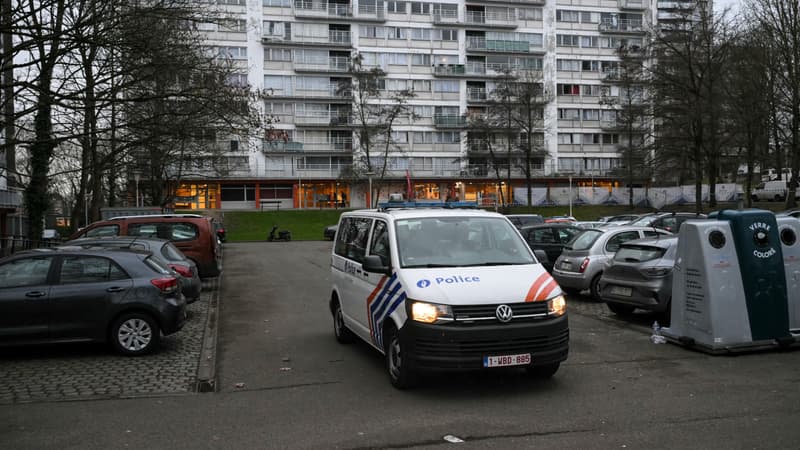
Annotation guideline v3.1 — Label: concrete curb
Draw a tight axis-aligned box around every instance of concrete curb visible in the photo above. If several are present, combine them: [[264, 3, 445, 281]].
[[196, 273, 221, 393]]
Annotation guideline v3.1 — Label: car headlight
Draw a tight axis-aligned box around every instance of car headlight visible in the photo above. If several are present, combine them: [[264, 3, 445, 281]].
[[410, 301, 453, 324], [547, 295, 567, 317]]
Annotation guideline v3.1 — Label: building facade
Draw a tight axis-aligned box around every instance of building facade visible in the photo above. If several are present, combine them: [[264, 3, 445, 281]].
[[176, 0, 661, 210]]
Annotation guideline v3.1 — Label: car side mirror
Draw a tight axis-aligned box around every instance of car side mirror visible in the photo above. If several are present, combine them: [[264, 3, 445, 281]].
[[533, 249, 548, 265], [363, 255, 390, 275]]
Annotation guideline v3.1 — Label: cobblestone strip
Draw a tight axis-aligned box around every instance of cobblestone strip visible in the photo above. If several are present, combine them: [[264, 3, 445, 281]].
[[0, 280, 215, 405]]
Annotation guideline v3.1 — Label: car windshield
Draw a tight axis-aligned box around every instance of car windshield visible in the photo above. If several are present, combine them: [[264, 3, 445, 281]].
[[566, 229, 603, 250], [614, 245, 666, 263], [395, 216, 535, 268]]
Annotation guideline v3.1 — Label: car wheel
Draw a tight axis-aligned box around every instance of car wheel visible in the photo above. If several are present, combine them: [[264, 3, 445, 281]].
[[384, 325, 416, 389], [110, 313, 160, 356], [526, 363, 560, 379], [589, 273, 603, 302], [332, 300, 355, 344], [606, 302, 636, 316]]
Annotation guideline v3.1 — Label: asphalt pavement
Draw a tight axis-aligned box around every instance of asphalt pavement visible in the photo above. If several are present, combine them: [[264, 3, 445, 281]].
[[2, 241, 800, 449]]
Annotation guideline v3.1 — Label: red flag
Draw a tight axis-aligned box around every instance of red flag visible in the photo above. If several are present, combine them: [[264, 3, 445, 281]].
[[405, 170, 413, 200]]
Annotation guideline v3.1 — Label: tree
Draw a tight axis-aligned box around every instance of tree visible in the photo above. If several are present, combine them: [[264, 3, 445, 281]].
[[601, 44, 653, 208], [344, 53, 414, 207]]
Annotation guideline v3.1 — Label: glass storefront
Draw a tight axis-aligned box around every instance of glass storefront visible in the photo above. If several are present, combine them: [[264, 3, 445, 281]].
[[174, 183, 219, 210]]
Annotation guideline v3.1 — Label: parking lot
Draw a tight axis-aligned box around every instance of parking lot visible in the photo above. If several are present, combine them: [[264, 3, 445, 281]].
[[0, 278, 219, 404], [2, 241, 800, 449]]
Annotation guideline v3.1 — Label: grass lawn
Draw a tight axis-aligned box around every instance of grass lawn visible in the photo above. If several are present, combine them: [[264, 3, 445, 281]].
[[223, 201, 765, 242]]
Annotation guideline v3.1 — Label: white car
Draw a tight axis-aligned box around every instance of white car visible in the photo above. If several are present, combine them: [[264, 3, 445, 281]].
[[329, 204, 569, 388]]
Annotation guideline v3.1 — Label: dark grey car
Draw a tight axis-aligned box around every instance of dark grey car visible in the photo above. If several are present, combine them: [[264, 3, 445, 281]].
[[64, 237, 202, 303], [598, 236, 678, 324], [518, 223, 583, 272], [0, 247, 186, 355]]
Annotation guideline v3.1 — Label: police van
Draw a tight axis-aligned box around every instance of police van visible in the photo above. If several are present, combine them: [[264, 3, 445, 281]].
[[329, 202, 569, 388]]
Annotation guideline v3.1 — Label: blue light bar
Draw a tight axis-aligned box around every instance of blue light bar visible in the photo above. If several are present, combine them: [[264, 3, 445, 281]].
[[378, 201, 479, 210]]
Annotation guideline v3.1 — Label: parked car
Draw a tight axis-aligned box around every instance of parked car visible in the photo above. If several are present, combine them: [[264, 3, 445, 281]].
[[597, 214, 641, 225], [552, 226, 672, 300], [777, 209, 800, 219], [0, 247, 186, 355], [545, 215, 577, 223], [598, 236, 678, 325], [324, 224, 338, 240], [68, 214, 221, 278], [518, 223, 583, 272], [506, 214, 545, 229], [627, 212, 707, 233], [574, 221, 608, 229], [63, 237, 202, 303]]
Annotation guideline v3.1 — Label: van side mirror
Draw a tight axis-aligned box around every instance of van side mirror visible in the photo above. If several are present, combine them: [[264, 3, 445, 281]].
[[363, 255, 390, 275]]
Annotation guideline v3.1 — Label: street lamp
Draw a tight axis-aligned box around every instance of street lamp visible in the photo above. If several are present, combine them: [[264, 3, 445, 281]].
[[134, 173, 140, 208], [568, 175, 573, 218], [365, 171, 375, 208]]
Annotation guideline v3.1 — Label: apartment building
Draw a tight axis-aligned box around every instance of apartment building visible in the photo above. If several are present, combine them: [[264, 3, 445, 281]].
[[175, 0, 654, 210]]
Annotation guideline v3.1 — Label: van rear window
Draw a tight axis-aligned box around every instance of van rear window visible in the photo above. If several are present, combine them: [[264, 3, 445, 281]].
[[128, 222, 198, 241]]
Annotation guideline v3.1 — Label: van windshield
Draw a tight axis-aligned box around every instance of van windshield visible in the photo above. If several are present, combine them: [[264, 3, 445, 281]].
[[395, 217, 535, 268]]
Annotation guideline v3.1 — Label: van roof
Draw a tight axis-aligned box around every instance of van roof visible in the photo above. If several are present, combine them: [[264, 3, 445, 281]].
[[342, 208, 502, 221]]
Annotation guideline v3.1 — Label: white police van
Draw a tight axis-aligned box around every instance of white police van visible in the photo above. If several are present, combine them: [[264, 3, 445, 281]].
[[329, 202, 569, 388]]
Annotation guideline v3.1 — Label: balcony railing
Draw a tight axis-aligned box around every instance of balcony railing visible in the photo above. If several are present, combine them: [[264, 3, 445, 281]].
[[599, 18, 645, 33], [291, 83, 351, 98], [434, 114, 467, 128], [619, 0, 647, 9], [0, 189, 21, 209], [264, 30, 351, 46], [467, 87, 488, 101], [432, 9, 459, 24], [294, 56, 351, 72], [294, 0, 353, 18], [466, 37, 531, 53], [295, 137, 354, 152], [263, 141, 305, 152], [465, 10, 516, 26], [294, 111, 351, 125], [434, 64, 466, 76], [357, 3, 385, 20]]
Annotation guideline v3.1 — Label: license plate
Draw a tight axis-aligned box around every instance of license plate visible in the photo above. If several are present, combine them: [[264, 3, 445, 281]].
[[560, 261, 572, 269], [610, 286, 632, 296], [483, 353, 531, 368]]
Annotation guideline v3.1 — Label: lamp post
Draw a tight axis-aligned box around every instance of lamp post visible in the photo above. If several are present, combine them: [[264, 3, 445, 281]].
[[568, 175, 573, 218], [365, 171, 375, 208], [134, 173, 140, 208]]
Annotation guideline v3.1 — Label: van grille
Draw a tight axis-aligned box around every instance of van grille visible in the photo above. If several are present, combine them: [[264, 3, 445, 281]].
[[451, 302, 549, 322], [414, 328, 569, 358]]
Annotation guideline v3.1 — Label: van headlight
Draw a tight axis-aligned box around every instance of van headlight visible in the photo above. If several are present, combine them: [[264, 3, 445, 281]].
[[410, 301, 453, 324], [547, 295, 567, 317]]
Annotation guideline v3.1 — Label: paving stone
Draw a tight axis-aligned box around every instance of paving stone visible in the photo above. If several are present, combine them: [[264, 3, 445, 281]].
[[0, 278, 217, 404]]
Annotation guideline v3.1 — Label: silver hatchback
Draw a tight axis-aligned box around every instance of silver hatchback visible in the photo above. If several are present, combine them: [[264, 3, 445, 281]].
[[552, 226, 672, 300], [598, 236, 678, 324]]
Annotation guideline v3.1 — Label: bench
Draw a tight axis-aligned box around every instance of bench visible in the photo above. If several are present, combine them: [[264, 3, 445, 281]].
[[260, 200, 282, 211]]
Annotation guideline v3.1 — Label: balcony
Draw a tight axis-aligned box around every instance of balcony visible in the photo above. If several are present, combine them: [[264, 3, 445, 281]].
[[263, 30, 352, 47], [262, 141, 305, 152], [434, 114, 467, 128], [619, 0, 647, 9], [433, 64, 466, 76], [599, 18, 645, 33], [294, 56, 351, 73], [294, 0, 352, 19], [0, 189, 21, 209], [602, 68, 621, 82], [466, 37, 534, 53], [432, 9, 460, 25], [467, 87, 488, 102], [294, 111, 352, 126], [465, 10, 517, 28], [357, 3, 385, 21], [276, 84, 351, 99]]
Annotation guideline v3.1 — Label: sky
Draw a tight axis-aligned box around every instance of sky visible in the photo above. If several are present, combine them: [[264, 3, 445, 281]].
[[715, 0, 742, 15]]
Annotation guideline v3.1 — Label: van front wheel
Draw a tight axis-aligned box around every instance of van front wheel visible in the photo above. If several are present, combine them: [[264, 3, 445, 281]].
[[385, 325, 416, 389], [332, 300, 355, 344]]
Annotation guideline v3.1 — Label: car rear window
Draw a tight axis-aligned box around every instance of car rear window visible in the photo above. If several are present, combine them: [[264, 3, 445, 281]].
[[630, 216, 655, 227], [161, 242, 187, 262], [567, 229, 603, 250], [128, 222, 198, 241], [614, 245, 666, 263], [144, 256, 172, 275], [84, 224, 119, 237]]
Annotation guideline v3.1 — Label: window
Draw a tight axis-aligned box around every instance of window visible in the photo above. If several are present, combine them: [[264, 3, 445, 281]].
[[602, 134, 619, 144], [58, 256, 128, 284], [433, 80, 459, 92], [558, 84, 580, 95], [84, 225, 120, 238], [558, 108, 580, 120], [531, 229, 556, 244], [387, 1, 406, 13], [387, 27, 407, 40], [518, 8, 542, 20], [413, 105, 433, 117], [411, 28, 430, 40], [556, 59, 580, 71], [582, 110, 600, 121], [557, 133, 581, 144], [412, 80, 431, 92], [580, 36, 598, 48], [128, 222, 199, 241], [557, 35, 579, 47], [265, 47, 292, 61], [263, 0, 291, 5], [582, 133, 601, 144], [335, 217, 372, 264], [605, 231, 641, 253], [220, 19, 246, 32], [386, 53, 408, 65], [437, 29, 457, 40], [412, 54, 431, 66], [581, 60, 599, 72], [218, 46, 247, 59], [370, 221, 390, 266], [0, 257, 52, 288], [410, 2, 430, 14], [556, 10, 579, 22]]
